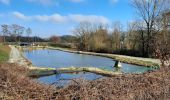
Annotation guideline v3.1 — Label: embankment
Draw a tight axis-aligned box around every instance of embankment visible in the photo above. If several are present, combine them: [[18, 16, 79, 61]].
[[47, 46, 160, 68]]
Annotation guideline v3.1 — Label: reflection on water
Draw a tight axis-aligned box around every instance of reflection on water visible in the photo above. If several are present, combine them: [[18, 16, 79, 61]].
[[24, 49, 154, 85], [37, 72, 103, 86]]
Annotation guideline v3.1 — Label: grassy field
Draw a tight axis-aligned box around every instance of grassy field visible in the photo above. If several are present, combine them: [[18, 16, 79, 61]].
[[0, 44, 10, 62]]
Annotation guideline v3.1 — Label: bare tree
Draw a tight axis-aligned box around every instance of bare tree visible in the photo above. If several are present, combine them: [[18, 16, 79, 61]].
[[132, 0, 166, 57], [11, 24, 25, 43], [74, 22, 94, 51], [89, 25, 109, 52], [0, 36, 3, 43], [1, 24, 9, 43], [18, 26, 25, 43], [110, 22, 122, 52], [154, 11, 170, 66], [26, 28, 32, 42], [12, 24, 19, 42], [136, 21, 147, 56]]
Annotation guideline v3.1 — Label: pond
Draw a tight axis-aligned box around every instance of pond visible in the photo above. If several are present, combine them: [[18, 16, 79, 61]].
[[24, 49, 154, 85]]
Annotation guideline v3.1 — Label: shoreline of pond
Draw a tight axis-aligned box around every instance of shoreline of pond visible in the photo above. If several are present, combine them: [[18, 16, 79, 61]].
[[45, 46, 160, 68], [20, 45, 160, 68], [7, 45, 160, 79], [9, 45, 123, 78]]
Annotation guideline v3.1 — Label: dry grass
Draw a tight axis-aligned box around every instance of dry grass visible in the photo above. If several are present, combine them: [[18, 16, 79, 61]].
[[54, 66, 170, 100], [0, 63, 55, 100], [0, 63, 170, 100]]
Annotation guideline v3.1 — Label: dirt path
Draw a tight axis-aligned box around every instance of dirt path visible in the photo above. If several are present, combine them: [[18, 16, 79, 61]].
[[8, 45, 29, 67]]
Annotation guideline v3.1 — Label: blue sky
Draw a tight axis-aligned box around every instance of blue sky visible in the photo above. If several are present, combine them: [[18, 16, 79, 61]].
[[0, 0, 135, 37]]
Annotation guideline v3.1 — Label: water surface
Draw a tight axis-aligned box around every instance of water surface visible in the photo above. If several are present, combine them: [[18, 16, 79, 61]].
[[24, 49, 153, 85]]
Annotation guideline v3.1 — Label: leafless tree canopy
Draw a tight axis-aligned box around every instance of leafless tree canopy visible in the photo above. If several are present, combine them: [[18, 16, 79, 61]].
[[131, 0, 168, 57]]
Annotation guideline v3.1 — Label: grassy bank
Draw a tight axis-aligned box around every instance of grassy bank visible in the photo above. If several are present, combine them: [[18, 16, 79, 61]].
[[0, 45, 10, 62], [47, 46, 160, 68], [0, 63, 170, 99]]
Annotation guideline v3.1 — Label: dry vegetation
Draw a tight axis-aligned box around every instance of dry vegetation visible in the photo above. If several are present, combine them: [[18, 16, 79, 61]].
[[56, 67, 170, 100], [0, 63, 170, 100], [0, 63, 55, 100]]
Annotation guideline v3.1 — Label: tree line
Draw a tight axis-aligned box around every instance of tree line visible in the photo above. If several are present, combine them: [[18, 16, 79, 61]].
[[73, 0, 170, 58], [0, 24, 47, 43], [0, 24, 32, 42], [47, 0, 170, 59]]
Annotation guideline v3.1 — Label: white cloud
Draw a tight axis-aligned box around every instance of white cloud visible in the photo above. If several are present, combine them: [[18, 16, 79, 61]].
[[12, 12, 66, 23], [12, 11, 110, 24], [0, 0, 10, 5], [69, 14, 110, 24], [34, 14, 67, 23], [13, 12, 30, 20]]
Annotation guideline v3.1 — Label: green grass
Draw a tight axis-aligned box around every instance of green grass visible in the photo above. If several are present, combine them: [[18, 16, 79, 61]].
[[0, 44, 10, 62]]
